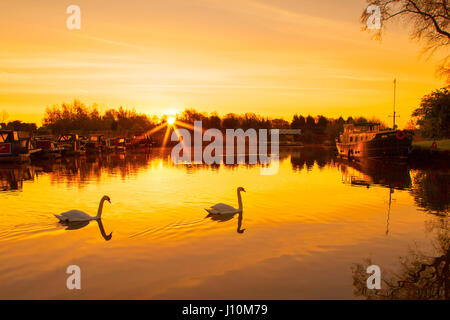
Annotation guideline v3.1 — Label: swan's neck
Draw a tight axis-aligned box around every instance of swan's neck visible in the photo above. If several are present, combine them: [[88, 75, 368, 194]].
[[237, 190, 243, 211], [96, 199, 105, 219]]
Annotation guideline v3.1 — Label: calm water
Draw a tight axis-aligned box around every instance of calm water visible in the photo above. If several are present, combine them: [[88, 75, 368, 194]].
[[0, 147, 448, 299]]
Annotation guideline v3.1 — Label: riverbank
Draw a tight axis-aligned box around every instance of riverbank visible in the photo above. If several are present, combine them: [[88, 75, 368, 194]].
[[410, 140, 450, 166], [413, 139, 450, 151]]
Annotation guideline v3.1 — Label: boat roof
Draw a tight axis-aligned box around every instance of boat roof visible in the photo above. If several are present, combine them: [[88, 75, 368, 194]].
[[352, 122, 380, 126]]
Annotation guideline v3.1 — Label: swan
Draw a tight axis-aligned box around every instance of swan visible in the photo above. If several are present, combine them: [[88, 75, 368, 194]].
[[205, 187, 245, 215], [55, 195, 111, 222]]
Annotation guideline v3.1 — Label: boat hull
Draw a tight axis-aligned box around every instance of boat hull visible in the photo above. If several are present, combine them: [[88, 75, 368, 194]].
[[337, 131, 413, 159], [0, 154, 30, 163]]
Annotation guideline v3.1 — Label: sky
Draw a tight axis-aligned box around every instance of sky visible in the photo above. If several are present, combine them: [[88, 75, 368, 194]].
[[0, 0, 447, 127]]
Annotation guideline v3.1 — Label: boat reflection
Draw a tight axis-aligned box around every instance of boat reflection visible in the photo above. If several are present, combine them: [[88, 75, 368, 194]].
[[0, 164, 34, 191], [337, 158, 412, 190], [59, 219, 113, 241]]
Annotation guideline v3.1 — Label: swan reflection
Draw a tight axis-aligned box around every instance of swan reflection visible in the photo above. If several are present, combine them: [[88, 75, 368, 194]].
[[60, 219, 113, 241], [205, 211, 246, 234]]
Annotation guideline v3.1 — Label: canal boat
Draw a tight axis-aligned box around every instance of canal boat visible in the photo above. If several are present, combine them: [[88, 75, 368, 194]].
[[126, 135, 154, 153], [85, 135, 108, 154], [336, 123, 413, 160], [56, 134, 84, 157], [109, 137, 127, 152], [0, 130, 31, 163], [33, 137, 64, 160]]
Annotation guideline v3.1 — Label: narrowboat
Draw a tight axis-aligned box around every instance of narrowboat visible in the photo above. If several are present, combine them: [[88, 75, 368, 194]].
[[126, 135, 154, 153], [336, 123, 413, 160], [85, 135, 107, 154], [56, 134, 84, 157], [33, 137, 64, 160], [0, 130, 31, 163], [109, 137, 127, 152]]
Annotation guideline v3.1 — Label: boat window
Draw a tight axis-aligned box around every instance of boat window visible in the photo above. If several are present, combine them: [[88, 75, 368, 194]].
[[0, 132, 8, 143], [13, 132, 19, 141]]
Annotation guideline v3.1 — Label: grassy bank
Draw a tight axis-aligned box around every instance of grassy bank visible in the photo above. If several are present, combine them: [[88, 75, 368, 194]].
[[413, 139, 450, 151]]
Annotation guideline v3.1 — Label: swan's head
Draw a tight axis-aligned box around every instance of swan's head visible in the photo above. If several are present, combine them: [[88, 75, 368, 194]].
[[103, 195, 111, 204], [238, 187, 246, 193]]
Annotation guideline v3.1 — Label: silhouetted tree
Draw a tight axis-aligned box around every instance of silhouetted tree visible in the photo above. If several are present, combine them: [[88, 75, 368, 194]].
[[412, 86, 450, 138], [361, 0, 450, 80]]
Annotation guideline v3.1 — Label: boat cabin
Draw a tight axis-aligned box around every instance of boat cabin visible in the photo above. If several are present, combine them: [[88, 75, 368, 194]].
[[0, 130, 29, 156], [338, 123, 381, 144]]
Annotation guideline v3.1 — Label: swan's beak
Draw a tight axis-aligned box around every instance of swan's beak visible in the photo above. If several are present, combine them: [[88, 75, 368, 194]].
[[107, 199, 111, 204]]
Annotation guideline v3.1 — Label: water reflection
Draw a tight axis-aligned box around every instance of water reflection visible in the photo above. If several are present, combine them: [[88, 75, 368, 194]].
[[290, 147, 336, 171], [410, 170, 449, 216], [352, 220, 449, 299], [60, 219, 113, 241], [338, 158, 412, 190], [0, 164, 34, 191], [1, 148, 447, 219], [205, 211, 246, 234], [0, 147, 448, 299]]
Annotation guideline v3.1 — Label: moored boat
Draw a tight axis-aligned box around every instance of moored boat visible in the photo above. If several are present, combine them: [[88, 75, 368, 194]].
[[33, 137, 64, 160], [56, 134, 84, 157], [336, 123, 413, 160], [0, 130, 31, 163]]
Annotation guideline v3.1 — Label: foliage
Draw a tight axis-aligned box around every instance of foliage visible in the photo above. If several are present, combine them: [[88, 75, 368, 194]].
[[412, 86, 450, 138], [42, 99, 157, 135]]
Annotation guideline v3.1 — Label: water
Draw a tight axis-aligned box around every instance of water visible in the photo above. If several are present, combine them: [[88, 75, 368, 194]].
[[0, 147, 448, 299]]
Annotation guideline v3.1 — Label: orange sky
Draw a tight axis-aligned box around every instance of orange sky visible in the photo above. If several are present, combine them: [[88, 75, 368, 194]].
[[0, 0, 447, 127]]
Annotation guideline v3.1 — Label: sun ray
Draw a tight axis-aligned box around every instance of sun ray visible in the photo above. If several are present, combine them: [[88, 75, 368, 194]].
[[161, 124, 172, 149]]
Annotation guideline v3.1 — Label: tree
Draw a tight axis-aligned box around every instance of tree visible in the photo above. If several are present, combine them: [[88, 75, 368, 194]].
[[5, 121, 37, 133], [412, 86, 450, 138], [1, 109, 9, 123], [361, 0, 450, 80], [317, 115, 329, 132], [306, 115, 316, 129]]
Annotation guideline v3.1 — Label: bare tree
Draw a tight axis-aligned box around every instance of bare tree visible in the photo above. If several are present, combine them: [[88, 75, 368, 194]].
[[361, 0, 450, 81], [1, 109, 9, 124]]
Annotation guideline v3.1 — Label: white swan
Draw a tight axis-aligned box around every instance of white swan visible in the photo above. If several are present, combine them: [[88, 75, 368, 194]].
[[55, 195, 111, 222], [205, 187, 245, 215]]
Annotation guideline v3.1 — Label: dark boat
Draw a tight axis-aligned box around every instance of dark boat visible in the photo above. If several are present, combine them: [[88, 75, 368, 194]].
[[336, 123, 413, 160], [56, 134, 84, 157], [126, 135, 154, 153], [0, 130, 32, 163], [85, 135, 108, 154], [33, 137, 64, 160], [109, 137, 127, 152]]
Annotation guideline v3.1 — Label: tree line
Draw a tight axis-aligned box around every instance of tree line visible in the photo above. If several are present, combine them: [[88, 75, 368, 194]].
[[1, 85, 448, 141]]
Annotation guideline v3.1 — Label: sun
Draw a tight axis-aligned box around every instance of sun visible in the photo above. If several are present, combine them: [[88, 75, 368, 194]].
[[167, 116, 176, 125]]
